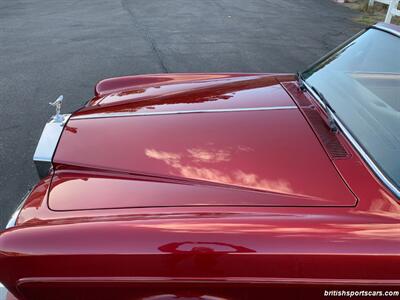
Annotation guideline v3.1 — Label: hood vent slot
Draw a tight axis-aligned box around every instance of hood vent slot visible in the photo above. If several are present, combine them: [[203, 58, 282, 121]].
[[303, 108, 349, 159], [280, 82, 350, 160]]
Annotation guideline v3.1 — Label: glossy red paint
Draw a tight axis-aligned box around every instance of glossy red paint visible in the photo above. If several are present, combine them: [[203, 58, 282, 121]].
[[79, 73, 293, 116], [0, 71, 399, 299], [52, 112, 356, 210]]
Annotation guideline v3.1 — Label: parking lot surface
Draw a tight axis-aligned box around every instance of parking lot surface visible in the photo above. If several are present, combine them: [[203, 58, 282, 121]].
[[0, 0, 362, 227]]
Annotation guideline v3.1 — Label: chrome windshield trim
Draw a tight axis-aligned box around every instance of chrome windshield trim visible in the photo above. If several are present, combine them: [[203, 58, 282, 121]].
[[372, 24, 400, 38], [303, 80, 400, 198], [33, 114, 71, 178], [71, 106, 298, 120]]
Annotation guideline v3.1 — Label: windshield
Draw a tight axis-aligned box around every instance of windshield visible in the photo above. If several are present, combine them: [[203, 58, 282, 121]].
[[302, 28, 400, 194]]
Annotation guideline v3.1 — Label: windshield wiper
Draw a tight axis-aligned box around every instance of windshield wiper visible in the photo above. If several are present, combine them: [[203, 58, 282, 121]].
[[309, 86, 339, 133], [296, 72, 306, 91], [296, 72, 338, 133]]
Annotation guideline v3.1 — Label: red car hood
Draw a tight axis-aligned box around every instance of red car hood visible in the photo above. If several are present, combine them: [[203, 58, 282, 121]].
[[51, 73, 356, 210]]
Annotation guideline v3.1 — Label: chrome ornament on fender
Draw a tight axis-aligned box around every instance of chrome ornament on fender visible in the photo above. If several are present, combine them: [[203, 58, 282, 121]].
[[33, 95, 71, 178]]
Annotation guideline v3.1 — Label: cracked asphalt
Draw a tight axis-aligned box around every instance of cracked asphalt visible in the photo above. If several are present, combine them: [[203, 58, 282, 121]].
[[0, 0, 363, 228]]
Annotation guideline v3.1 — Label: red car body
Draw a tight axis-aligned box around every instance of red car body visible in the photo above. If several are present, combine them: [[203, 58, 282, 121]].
[[0, 23, 399, 300]]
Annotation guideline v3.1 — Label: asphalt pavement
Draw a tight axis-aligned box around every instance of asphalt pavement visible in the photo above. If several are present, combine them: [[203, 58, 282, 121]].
[[0, 0, 363, 228]]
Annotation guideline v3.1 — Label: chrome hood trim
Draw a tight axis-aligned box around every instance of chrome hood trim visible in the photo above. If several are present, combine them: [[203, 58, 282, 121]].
[[33, 114, 71, 178], [71, 106, 297, 120]]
